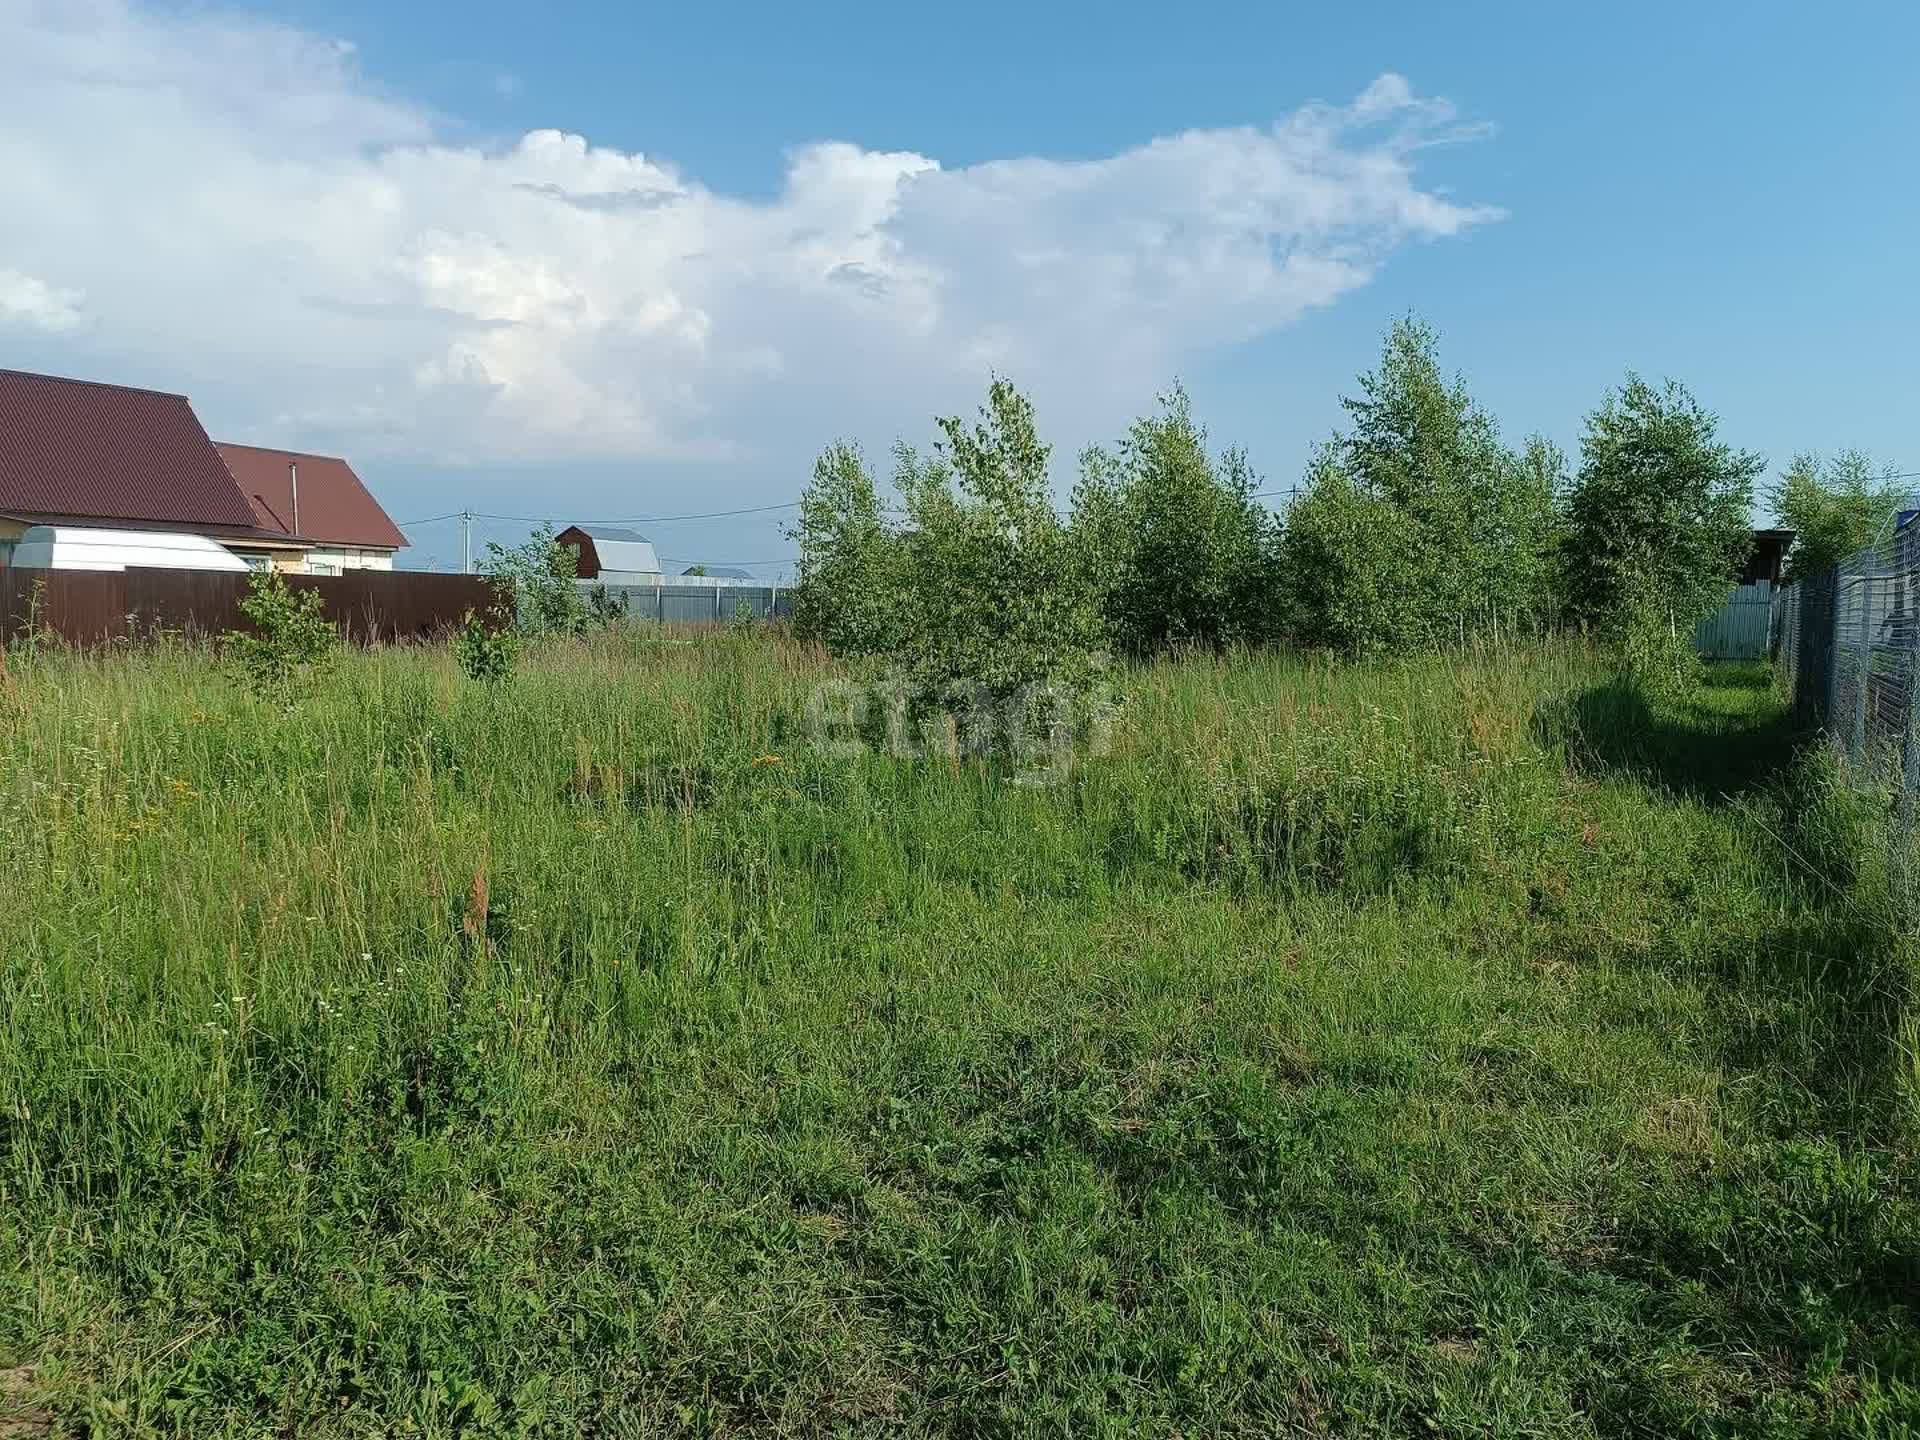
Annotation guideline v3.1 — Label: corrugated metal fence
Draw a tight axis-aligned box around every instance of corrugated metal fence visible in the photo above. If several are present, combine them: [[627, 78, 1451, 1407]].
[[585, 580, 792, 624], [0, 568, 493, 647], [0, 569, 796, 648], [1693, 579, 1774, 660]]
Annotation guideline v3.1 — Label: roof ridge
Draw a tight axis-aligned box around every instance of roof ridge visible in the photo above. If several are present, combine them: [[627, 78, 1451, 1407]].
[[0, 366, 190, 401]]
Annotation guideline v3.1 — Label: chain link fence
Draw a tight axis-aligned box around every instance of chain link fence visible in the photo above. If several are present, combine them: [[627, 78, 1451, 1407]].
[[1775, 522, 1920, 793]]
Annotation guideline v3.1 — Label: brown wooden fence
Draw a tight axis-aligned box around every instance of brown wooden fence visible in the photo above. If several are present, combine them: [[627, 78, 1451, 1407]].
[[0, 567, 493, 647]]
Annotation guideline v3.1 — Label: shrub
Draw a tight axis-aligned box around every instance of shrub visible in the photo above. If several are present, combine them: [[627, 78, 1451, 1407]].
[[1618, 579, 1704, 703], [892, 379, 1108, 741], [586, 584, 631, 627], [1562, 374, 1762, 638], [1274, 448, 1406, 653], [795, 380, 1110, 761], [454, 603, 520, 685], [1769, 449, 1906, 584], [1072, 384, 1281, 655], [225, 566, 338, 702], [481, 524, 590, 638], [1277, 316, 1560, 653], [789, 441, 903, 659]]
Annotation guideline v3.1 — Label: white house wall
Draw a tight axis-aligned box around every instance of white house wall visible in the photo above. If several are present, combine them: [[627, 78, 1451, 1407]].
[[303, 549, 396, 575]]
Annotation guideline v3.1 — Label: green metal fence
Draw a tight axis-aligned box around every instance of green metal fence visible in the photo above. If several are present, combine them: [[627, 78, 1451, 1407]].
[[1693, 580, 1774, 660]]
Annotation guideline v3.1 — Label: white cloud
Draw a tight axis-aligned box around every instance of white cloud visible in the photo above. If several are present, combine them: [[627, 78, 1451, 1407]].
[[0, 0, 1500, 465], [0, 268, 85, 332]]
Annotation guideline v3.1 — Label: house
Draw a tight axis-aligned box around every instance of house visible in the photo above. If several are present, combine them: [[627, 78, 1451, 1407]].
[[0, 367, 296, 569], [556, 525, 662, 582], [1741, 528, 1796, 586], [681, 564, 755, 581], [217, 443, 406, 573], [0, 367, 407, 574]]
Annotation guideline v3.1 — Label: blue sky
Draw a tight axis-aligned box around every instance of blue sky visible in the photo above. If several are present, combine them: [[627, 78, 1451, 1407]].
[[3, 0, 1915, 574]]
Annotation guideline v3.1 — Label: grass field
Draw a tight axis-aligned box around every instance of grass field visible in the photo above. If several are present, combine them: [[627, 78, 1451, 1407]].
[[1, 634, 1916, 1436]]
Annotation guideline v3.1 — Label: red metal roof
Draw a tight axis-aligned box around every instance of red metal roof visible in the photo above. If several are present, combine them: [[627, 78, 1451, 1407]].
[[217, 443, 408, 552], [0, 368, 263, 530]]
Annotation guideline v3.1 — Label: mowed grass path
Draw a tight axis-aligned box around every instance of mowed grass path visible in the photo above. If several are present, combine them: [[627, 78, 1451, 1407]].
[[0, 637, 1914, 1436]]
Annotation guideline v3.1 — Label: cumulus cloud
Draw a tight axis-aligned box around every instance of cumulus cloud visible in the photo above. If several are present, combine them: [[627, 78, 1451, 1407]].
[[0, 0, 1500, 464], [0, 269, 85, 333]]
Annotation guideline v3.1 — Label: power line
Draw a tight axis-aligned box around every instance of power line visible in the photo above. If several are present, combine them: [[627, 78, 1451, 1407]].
[[396, 501, 799, 529], [390, 510, 549, 526], [407, 466, 1920, 539], [656, 554, 797, 568], [595, 500, 800, 524], [403, 483, 1357, 533], [409, 484, 1289, 534]]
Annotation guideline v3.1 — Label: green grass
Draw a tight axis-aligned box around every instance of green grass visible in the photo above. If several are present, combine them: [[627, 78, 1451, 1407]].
[[0, 634, 1915, 1436]]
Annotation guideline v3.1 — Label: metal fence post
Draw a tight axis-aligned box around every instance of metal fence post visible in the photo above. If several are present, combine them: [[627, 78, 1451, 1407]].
[[1855, 563, 1873, 763], [1825, 572, 1841, 740], [1905, 568, 1920, 895]]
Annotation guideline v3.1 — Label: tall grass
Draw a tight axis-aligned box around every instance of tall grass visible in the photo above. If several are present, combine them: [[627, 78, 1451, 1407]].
[[0, 632, 1914, 1436]]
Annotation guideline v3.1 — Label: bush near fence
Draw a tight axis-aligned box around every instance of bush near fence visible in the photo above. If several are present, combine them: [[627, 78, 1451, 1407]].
[[0, 567, 494, 647]]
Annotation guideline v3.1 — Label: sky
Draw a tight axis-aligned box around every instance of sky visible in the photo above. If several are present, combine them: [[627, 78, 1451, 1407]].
[[2, 1, 1916, 576]]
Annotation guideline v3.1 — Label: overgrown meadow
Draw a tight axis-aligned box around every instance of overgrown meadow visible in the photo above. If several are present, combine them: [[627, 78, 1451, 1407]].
[[1, 631, 1916, 1436]]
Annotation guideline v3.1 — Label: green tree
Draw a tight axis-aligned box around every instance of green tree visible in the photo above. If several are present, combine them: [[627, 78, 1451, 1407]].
[[1275, 445, 1405, 652], [481, 524, 589, 638], [894, 378, 1105, 711], [1515, 434, 1572, 622], [789, 441, 903, 658], [795, 383, 1108, 764], [1768, 449, 1906, 583], [1072, 385, 1281, 655], [1562, 374, 1762, 636], [1278, 317, 1559, 652]]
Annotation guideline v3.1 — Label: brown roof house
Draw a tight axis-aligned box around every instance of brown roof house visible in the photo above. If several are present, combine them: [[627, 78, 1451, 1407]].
[[0, 367, 406, 573], [1740, 527, 1797, 587], [218, 444, 408, 574]]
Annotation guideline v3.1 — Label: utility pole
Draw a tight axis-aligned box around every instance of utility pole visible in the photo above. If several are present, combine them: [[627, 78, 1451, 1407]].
[[460, 511, 473, 575]]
